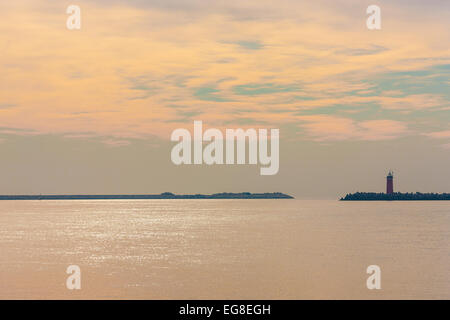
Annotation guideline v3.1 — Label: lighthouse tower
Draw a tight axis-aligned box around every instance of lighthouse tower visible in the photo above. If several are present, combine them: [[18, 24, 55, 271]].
[[386, 171, 394, 194]]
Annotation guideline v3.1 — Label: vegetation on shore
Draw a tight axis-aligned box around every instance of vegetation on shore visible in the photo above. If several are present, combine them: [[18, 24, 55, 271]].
[[340, 192, 450, 201]]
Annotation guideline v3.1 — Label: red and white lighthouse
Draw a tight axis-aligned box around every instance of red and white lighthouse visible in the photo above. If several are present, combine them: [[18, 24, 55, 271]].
[[386, 171, 394, 194]]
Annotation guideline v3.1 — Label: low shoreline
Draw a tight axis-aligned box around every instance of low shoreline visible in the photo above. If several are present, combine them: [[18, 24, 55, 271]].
[[0, 192, 294, 200]]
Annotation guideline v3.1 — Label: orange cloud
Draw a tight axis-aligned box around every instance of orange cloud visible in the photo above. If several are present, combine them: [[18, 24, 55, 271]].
[[298, 115, 409, 141], [425, 130, 450, 139], [0, 0, 448, 143]]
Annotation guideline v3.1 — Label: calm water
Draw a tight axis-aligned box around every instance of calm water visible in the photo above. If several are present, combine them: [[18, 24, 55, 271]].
[[0, 200, 448, 299]]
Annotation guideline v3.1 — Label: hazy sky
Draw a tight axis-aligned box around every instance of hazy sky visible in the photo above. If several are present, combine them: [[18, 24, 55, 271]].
[[0, 0, 449, 198]]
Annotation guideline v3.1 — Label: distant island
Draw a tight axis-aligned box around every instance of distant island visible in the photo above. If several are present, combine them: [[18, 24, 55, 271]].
[[0, 192, 294, 200], [340, 192, 450, 201]]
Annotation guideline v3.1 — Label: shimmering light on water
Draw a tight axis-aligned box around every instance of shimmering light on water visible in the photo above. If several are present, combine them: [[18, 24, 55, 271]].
[[0, 200, 448, 299]]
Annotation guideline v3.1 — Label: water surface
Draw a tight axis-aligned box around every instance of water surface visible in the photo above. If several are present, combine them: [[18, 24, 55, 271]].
[[0, 200, 448, 299]]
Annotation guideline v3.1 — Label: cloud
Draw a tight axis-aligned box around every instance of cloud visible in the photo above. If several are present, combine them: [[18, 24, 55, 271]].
[[425, 130, 450, 139], [101, 138, 131, 147], [424, 130, 450, 149], [235, 41, 264, 50], [0, 0, 448, 142], [0, 104, 16, 109], [233, 83, 298, 96], [0, 127, 36, 135], [335, 45, 388, 56], [298, 116, 409, 141], [194, 87, 231, 102], [375, 94, 448, 111]]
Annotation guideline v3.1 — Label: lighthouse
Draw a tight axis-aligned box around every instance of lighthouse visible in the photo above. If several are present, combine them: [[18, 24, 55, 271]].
[[386, 171, 394, 194]]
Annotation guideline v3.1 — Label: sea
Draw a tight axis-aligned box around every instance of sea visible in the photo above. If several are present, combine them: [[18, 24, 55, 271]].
[[0, 199, 448, 299]]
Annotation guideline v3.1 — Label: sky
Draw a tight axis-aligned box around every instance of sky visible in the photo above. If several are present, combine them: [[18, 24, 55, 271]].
[[0, 0, 449, 198]]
